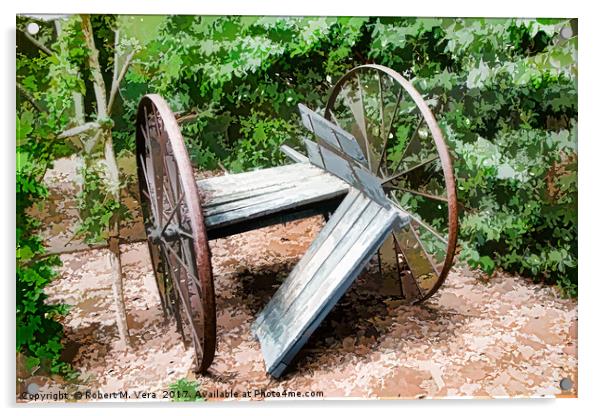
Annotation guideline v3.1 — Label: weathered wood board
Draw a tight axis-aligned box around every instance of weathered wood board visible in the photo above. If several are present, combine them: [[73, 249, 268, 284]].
[[196, 163, 349, 236], [299, 105, 389, 207], [252, 189, 405, 377], [298, 103, 368, 166]]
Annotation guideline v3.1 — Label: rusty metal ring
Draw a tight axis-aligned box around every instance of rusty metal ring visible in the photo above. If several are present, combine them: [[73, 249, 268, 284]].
[[325, 64, 458, 303], [135, 94, 216, 372]]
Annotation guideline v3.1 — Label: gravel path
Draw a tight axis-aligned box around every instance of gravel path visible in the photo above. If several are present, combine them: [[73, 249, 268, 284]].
[[17, 158, 578, 401]]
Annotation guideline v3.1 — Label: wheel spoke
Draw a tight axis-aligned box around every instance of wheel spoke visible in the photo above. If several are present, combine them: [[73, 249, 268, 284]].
[[144, 106, 165, 228], [181, 237, 203, 297], [390, 194, 448, 245], [155, 242, 181, 324], [378, 233, 399, 278], [377, 89, 402, 176], [160, 191, 187, 237], [147, 243, 169, 315], [393, 223, 438, 294], [386, 185, 448, 203], [377, 72, 387, 176], [390, 114, 425, 174], [409, 222, 442, 276], [141, 189, 158, 222], [355, 72, 370, 169], [138, 154, 159, 222], [176, 228, 194, 240], [161, 177, 176, 214], [163, 153, 181, 210], [326, 108, 341, 127], [381, 154, 439, 185], [179, 238, 206, 358], [162, 238, 198, 285], [344, 91, 369, 155], [164, 252, 202, 344]]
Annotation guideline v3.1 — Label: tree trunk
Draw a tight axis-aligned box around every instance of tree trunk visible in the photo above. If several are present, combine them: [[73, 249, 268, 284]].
[[108, 233, 128, 348], [80, 14, 130, 346]]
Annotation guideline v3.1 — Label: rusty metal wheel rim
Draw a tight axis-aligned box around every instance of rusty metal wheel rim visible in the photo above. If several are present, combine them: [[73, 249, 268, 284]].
[[135, 94, 216, 372], [325, 64, 458, 303]]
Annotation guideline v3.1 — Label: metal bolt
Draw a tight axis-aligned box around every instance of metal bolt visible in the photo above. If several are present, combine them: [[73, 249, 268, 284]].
[[26, 22, 40, 35], [27, 383, 39, 394], [560, 377, 573, 391], [560, 26, 573, 40]]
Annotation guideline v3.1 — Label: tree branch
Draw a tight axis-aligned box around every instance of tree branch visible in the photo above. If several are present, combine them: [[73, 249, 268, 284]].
[[175, 112, 201, 124], [19, 29, 53, 56], [16, 82, 44, 112], [107, 50, 135, 116], [79, 15, 131, 346], [57, 122, 100, 139], [80, 14, 107, 118], [54, 19, 85, 125], [111, 30, 120, 90]]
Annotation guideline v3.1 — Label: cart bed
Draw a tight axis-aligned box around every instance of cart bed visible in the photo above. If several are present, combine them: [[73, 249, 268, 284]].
[[196, 162, 349, 239]]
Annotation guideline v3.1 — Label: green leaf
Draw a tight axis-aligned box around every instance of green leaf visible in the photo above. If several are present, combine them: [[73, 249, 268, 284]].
[[17, 112, 34, 146], [479, 256, 495, 274], [466, 60, 491, 89]]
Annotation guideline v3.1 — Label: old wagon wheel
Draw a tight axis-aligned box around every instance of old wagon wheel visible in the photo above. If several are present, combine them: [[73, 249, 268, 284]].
[[135, 94, 216, 372], [325, 64, 458, 304]]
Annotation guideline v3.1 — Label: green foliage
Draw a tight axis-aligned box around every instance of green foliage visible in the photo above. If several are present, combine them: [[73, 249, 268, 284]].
[[16, 16, 83, 377], [168, 378, 205, 402], [118, 16, 369, 168], [16, 14, 137, 377], [229, 110, 300, 172], [16, 105, 72, 377], [75, 160, 131, 243]]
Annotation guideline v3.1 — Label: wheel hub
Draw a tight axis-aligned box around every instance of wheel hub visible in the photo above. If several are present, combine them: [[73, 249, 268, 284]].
[[147, 224, 181, 244]]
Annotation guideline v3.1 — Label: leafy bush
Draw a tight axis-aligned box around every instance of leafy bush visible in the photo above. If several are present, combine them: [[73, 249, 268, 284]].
[[17, 16, 79, 377], [16, 110, 72, 375], [168, 378, 204, 402], [75, 160, 131, 243]]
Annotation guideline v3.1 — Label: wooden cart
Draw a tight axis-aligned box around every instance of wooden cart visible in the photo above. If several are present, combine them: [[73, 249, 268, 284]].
[[135, 64, 458, 377]]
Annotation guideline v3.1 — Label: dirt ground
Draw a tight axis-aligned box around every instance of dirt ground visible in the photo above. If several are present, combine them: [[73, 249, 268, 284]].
[[17, 157, 578, 401]]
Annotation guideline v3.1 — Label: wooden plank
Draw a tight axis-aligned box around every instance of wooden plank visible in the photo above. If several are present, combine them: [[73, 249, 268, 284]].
[[319, 144, 359, 187], [392, 223, 438, 294], [298, 103, 368, 166], [251, 189, 362, 329], [257, 195, 381, 345], [280, 145, 309, 164], [203, 173, 348, 229], [303, 139, 325, 169], [304, 137, 389, 207], [352, 163, 389, 205], [197, 163, 324, 199], [258, 195, 381, 345], [206, 196, 343, 241], [265, 209, 396, 375], [379, 234, 400, 277], [252, 189, 366, 330], [204, 183, 296, 217], [203, 173, 342, 220], [391, 221, 423, 300], [202, 182, 294, 209], [253, 195, 402, 377]]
